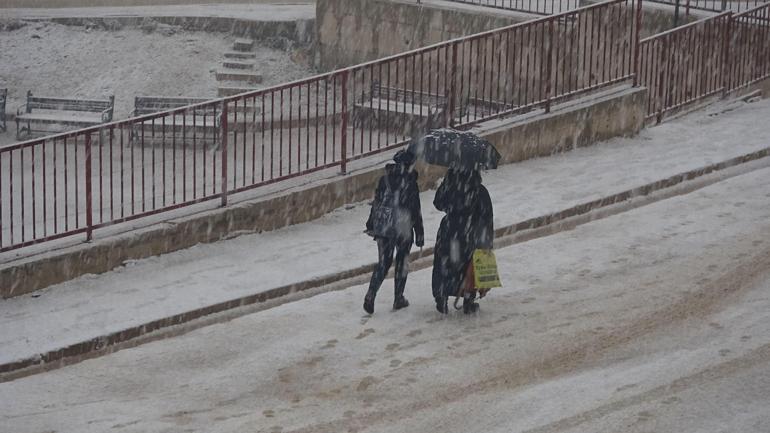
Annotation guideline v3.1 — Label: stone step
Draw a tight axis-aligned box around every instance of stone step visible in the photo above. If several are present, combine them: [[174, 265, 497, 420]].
[[216, 70, 263, 84], [224, 51, 256, 59], [222, 60, 255, 70], [218, 86, 260, 97], [233, 38, 255, 52]]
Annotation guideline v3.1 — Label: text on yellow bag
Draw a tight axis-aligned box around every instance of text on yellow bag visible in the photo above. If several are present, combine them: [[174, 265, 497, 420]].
[[472, 249, 502, 289]]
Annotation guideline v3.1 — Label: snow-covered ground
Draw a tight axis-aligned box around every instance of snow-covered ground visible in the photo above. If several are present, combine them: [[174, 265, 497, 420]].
[[0, 3, 315, 21], [1, 151, 769, 433], [0, 19, 314, 145], [2, 96, 770, 368]]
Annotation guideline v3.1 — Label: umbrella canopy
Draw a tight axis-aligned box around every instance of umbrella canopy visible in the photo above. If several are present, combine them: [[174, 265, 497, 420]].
[[408, 128, 501, 170]]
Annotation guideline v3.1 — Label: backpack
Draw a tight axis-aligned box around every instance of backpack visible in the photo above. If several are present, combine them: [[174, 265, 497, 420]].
[[370, 181, 398, 239]]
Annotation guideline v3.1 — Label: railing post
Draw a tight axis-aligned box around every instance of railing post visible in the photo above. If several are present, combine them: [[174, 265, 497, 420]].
[[545, 19, 554, 114], [220, 101, 228, 207], [674, 0, 681, 27], [634, 0, 643, 87], [721, 13, 732, 97], [656, 36, 669, 124], [340, 70, 349, 175], [448, 41, 459, 127], [85, 132, 93, 242]]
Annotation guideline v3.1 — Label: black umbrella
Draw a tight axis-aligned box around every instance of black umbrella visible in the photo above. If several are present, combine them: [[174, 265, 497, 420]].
[[407, 128, 501, 170]]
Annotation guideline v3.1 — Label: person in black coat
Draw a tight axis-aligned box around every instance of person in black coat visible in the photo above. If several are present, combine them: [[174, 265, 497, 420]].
[[431, 168, 493, 314], [364, 150, 425, 314]]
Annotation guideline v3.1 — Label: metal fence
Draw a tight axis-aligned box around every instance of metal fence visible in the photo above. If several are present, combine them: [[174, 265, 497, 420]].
[[638, 2, 770, 122], [645, 0, 767, 13], [728, 3, 770, 90], [0, 0, 641, 253], [441, 0, 581, 15]]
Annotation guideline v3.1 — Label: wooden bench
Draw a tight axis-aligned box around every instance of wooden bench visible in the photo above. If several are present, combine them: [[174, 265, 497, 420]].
[[353, 82, 451, 132], [130, 96, 220, 146], [0, 88, 6, 133], [15, 91, 114, 140]]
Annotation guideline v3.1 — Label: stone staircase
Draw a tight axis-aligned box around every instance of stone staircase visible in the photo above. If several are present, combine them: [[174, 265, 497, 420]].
[[217, 38, 263, 97]]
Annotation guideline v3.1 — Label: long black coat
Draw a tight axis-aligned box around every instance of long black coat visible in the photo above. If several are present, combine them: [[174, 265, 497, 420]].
[[366, 163, 424, 245], [431, 170, 493, 300]]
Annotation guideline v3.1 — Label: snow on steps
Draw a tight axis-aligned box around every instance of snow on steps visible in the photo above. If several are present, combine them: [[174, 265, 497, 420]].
[[233, 38, 255, 52], [223, 60, 255, 70], [216, 69, 263, 83], [224, 51, 257, 59]]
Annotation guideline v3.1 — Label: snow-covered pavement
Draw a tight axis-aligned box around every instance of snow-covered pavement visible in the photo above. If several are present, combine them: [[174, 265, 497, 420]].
[[2, 97, 770, 368], [2, 147, 769, 433]]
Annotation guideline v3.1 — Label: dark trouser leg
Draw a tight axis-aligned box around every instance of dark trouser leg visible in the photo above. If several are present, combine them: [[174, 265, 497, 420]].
[[393, 241, 410, 299], [367, 238, 395, 297], [364, 238, 395, 314], [392, 241, 411, 310]]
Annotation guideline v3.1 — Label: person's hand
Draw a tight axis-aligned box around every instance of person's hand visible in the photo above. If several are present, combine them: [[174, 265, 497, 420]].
[[415, 233, 424, 247]]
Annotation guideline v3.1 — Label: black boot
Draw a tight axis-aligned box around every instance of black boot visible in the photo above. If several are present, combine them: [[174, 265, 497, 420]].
[[462, 292, 479, 314], [393, 278, 409, 310], [393, 296, 410, 310], [363, 290, 376, 314], [435, 297, 448, 314]]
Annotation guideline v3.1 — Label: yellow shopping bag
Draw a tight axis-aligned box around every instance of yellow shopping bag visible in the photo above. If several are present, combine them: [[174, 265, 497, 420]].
[[472, 249, 502, 289]]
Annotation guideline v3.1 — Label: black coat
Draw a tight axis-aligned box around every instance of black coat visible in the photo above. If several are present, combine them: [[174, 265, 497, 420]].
[[366, 163, 424, 245], [431, 169, 493, 300]]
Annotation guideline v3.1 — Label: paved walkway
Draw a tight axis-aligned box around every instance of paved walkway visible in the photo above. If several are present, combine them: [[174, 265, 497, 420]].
[[2, 97, 770, 366]]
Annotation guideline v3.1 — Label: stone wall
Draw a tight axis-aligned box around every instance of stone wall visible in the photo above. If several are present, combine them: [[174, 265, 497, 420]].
[[315, 0, 529, 71], [316, 0, 696, 72]]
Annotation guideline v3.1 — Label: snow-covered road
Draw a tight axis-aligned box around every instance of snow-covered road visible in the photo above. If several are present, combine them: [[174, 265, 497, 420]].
[[2, 146, 769, 433]]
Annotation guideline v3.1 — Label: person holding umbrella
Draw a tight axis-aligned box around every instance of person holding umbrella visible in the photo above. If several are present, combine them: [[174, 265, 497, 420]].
[[431, 168, 494, 313], [363, 149, 425, 314], [408, 129, 499, 314]]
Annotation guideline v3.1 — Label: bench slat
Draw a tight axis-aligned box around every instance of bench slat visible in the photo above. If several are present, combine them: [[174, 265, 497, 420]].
[[28, 97, 112, 113], [16, 113, 103, 125]]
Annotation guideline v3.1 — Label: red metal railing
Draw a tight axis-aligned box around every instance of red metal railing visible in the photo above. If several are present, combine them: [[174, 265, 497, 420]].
[[638, 2, 770, 122], [7, 0, 768, 254], [0, 0, 641, 253], [441, 0, 581, 15], [727, 3, 770, 90], [638, 13, 731, 121]]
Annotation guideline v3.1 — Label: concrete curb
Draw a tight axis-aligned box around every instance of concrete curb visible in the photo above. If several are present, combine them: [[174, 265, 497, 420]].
[[2, 145, 769, 380]]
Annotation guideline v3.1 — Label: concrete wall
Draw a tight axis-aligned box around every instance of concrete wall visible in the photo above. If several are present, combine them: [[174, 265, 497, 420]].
[[315, 0, 529, 71], [316, 0, 697, 72], [1, 86, 646, 298], [484, 87, 646, 164]]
